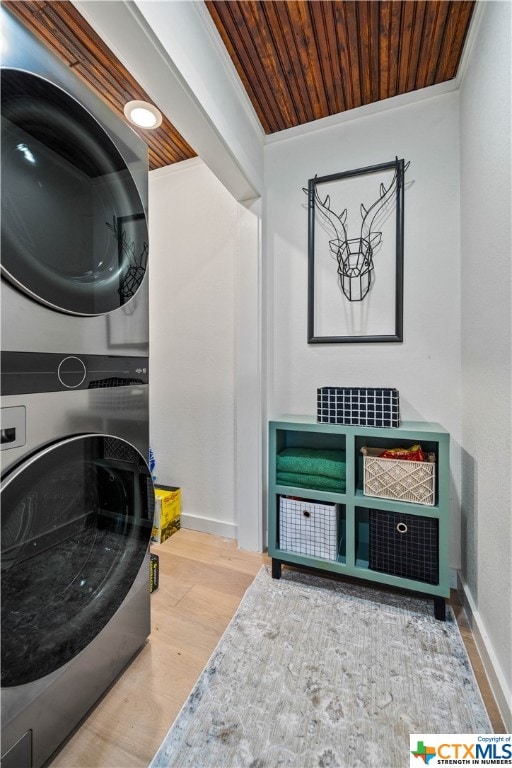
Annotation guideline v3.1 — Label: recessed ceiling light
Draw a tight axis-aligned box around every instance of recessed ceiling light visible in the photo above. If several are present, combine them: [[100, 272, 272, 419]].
[[123, 100, 162, 129]]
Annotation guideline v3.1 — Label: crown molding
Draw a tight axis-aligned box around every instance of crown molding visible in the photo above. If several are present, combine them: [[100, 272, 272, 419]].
[[149, 156, 204, 179], [454, 0, 488, 88], [265, 80, 459, 146]]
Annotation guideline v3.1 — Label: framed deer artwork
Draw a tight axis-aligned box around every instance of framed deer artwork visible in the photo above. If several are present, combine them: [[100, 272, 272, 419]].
[[306, 158, 409, 343]]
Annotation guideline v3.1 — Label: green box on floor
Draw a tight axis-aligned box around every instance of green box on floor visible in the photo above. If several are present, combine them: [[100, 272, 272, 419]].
[[152, 485, 181, 544]]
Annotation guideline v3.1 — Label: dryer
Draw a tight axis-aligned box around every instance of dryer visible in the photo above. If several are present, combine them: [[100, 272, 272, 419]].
[[1, 351, 154, 768], [1, 5, 149, 356]]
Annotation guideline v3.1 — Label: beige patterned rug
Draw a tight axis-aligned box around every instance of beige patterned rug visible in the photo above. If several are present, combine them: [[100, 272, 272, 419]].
[[149, 566, 491, 768]]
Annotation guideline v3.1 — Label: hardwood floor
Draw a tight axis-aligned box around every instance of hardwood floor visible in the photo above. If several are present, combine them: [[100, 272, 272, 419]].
[[49, 529, 504, 767], [49, 529, 267, 768], [450, 594, 506, 733]]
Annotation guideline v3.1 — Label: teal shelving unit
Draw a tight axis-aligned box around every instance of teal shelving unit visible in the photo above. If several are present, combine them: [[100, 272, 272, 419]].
[[268, 416, 451, 620]]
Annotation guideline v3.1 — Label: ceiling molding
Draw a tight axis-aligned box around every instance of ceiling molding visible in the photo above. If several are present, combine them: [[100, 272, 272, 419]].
[[149, 155, 206, 180], [453, 0, 487, 89], [264, 79, 459, 146]]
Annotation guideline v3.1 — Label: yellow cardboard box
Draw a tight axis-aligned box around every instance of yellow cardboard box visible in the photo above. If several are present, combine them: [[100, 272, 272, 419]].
[[152, 485, 181, 544]]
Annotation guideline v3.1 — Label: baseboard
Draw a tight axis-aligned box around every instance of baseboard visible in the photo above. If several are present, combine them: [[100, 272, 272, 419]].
[[180, 513, 237, 541], [458, 575, 512, 731]]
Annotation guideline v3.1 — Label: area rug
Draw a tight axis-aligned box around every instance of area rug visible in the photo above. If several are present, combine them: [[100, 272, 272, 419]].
[[149, 566, 491, 768]]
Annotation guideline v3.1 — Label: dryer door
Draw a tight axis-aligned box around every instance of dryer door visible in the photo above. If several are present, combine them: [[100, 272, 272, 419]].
[[1, 68, 148, 316], [1, 434, 153, 688]]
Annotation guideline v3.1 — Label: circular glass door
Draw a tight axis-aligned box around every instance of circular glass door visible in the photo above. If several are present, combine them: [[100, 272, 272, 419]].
[[1, 69, 148, 316], [1, 434, 154, 687]]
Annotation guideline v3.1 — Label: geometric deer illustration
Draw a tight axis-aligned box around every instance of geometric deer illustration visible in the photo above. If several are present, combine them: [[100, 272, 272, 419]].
[[306, 158, 409, 302]]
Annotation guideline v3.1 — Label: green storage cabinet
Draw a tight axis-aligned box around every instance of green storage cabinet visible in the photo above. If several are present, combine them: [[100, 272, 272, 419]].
[[268, 416, 450, 620]]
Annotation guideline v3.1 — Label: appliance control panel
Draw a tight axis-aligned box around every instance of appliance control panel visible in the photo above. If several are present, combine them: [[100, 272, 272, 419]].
[[1, 352, 149, 395]]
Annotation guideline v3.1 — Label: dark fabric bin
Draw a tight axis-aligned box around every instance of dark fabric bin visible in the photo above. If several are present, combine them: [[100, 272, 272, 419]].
[[369, 509, 439, 584]]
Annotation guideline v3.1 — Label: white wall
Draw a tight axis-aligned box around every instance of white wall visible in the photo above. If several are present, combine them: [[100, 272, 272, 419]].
[[265, 92, 462, 566], [459, 0, 512, 730], [149, 158, 239, 537]]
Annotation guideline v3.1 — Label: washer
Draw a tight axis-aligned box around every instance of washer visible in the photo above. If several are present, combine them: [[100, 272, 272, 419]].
[[1, 351, 153, 768], [1, 5, 149, 356]]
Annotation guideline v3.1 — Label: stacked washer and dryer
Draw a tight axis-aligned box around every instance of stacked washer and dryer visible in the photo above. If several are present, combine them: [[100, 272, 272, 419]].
[[1, 7, 154, 768]]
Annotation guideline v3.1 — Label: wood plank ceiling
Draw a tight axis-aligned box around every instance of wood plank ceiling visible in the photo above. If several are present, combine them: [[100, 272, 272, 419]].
[[207, 0, 476, 134], [3, 0, 475, 170]]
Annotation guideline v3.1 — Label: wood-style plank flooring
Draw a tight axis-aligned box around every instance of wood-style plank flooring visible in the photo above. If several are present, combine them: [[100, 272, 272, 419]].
[[49, 529, 504, 767], [49, 530, 267, 768]]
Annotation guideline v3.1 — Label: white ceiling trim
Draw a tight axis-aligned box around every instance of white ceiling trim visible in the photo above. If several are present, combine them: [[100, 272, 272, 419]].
[[454, 0, 487, 89], [264, 79, 460, 146], [149, 155, 205, 180]]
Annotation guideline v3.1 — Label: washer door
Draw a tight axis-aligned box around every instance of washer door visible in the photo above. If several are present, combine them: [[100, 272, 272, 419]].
[[1, 434, 153, 688], [1, 68, 148, 316]]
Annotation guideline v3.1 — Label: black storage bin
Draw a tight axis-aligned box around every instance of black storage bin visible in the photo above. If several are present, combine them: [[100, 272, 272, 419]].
[[317, 387, 400, 427], [369, 509, 439, 584]]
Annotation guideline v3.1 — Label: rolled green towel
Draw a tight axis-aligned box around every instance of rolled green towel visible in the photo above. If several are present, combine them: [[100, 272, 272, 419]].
[[276, 448, 346, 480], [277, 471, 345, 493]]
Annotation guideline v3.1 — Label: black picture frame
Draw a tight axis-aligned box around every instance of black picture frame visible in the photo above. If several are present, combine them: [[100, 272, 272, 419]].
[[307, 158, 407, 343]]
